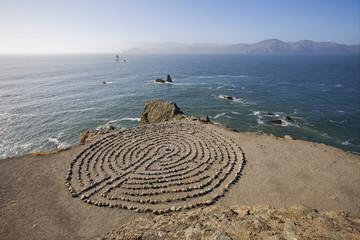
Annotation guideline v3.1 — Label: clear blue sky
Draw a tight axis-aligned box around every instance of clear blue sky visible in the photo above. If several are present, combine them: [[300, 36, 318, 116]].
[[0, 0, 359, 53]]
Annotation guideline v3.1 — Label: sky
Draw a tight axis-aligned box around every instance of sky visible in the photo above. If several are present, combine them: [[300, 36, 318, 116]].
[[0, 0, 359, 54]]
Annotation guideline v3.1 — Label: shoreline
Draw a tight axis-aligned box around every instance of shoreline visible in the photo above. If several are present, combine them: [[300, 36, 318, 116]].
[[1, 100, 359, 239], [2, 112, 358, 161], [1, 120, 359, 239]]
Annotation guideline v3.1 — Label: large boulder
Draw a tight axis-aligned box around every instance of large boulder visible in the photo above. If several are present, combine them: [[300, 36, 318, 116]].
[[140, 99, 185, 125]]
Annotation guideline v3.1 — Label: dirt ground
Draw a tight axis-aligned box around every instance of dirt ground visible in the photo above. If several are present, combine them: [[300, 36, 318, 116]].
[[0, 121, 359, 240]]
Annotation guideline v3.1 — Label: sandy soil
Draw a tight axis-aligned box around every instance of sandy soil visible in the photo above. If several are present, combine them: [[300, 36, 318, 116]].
[[0, 120, 359, 240]]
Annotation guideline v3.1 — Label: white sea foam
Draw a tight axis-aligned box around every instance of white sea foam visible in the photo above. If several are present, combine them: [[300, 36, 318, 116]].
[[120, 117, 141, 122], [257, 118, 264, 125], [321, 133, 331, 139], [329, 119, 348, 124], [252, 111, 261, 116], [48, 137, 68, 149], [48, 137, 59, 145], [334, 84, 343, 88], [342, 141, 353, 146], [252, 111, 264, 125], [91, 118, 109, 121], [213, 113, 226, 119], [55, 107, 99, 114]]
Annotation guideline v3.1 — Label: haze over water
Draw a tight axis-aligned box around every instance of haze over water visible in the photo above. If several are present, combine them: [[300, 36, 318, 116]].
[[0, 53, 359, 159]]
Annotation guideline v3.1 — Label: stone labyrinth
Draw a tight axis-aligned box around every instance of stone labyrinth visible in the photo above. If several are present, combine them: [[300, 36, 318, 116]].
[[66, 122, 245, 214]]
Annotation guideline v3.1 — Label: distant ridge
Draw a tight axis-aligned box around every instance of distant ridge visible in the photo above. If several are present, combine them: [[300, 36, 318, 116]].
[[123, 39, 360, 54]]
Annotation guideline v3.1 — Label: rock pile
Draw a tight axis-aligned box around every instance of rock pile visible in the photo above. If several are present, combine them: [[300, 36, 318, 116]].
[[66, 121, 245, 213]]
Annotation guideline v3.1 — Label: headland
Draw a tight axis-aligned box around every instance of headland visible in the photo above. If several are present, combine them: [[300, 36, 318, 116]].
[[0, 100, 359, 239]]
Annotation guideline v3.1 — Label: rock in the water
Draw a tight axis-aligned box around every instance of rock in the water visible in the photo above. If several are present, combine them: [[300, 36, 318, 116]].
[[286, 116, 295, 123], [226, 96, 234, 100], [140, 99, 185, 125], [166, 74, 173, 83], [155, 79, 165, 83], [265, 113, 274, 117], [269, 120, 282, 125]]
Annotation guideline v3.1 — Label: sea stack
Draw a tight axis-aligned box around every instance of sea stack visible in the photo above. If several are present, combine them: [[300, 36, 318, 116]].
[[166, 74, 173, 83]]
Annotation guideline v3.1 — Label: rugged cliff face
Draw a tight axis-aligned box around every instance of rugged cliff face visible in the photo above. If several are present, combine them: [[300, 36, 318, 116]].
[[98, 204, 360, 240]]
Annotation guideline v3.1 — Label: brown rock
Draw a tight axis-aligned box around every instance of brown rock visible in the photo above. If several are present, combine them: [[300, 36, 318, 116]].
[[200, 115, 210, 122], [140, 99, 185, 125]]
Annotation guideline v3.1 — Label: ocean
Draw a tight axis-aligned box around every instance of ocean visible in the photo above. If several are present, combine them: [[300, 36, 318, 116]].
[[0, 54, 359, 159]]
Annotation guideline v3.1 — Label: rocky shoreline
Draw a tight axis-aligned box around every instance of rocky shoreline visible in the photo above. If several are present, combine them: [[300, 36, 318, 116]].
[[0, 99, 359, 240]]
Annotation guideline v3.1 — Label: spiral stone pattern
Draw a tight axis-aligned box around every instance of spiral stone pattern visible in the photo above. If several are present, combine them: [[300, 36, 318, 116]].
[[66, 122, 245, 213]]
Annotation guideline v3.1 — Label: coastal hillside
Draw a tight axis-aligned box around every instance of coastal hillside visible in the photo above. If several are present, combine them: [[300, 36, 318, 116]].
[[123, 39, 360, 54], [0, 100, 359, 240]]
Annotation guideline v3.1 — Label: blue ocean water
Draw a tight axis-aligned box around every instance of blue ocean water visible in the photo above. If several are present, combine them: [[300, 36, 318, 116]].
[[0, 54, 359, 159]]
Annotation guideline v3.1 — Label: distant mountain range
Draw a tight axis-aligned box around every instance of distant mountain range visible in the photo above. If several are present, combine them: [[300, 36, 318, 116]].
[[123, 39, 360, 54]]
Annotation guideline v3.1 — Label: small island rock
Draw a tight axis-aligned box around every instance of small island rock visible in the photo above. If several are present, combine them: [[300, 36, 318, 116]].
[[269, 120, 282, 125], [155, 79, 166, 83], [286, 116, 295, 122], [166, 74, 173, 83]]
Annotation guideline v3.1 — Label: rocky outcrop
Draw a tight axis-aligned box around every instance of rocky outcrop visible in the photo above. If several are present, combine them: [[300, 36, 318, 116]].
[[140, 100, 185, 125], [155, 74, 173, 83], [269, 116, 295, 125], [166, 74, 173, 83], [200, 115, 210, 122], [155, 79, 166, 83], [286, 116, 295, 123], [269, 120, 283, 125], [140, 99, 212, 125], [98, 204, 360, 240]]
